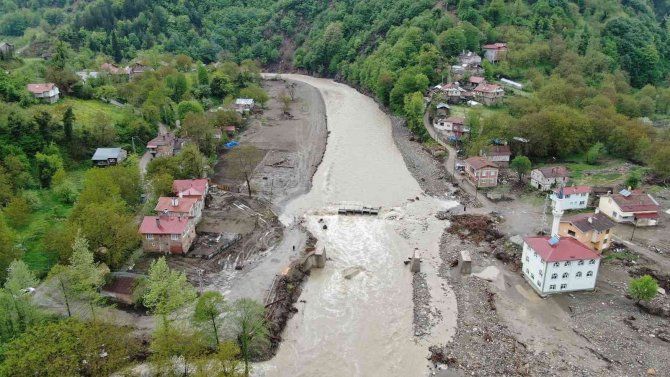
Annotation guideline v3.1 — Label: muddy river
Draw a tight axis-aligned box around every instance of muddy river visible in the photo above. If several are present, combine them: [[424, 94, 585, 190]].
[[258, 75, 458, 377]]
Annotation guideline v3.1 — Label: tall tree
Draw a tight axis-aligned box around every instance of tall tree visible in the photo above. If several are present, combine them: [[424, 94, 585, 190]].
[[229, 298, 270, 377], [143, 257, 197, 329], [226, 145, 262, 198], [194, 291, 227, 347], [63, 106, 75, 142], [510, 155, 531, 181], [0, 214, 19, 283]]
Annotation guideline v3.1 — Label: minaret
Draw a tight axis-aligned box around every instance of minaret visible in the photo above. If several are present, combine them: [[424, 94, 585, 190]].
[[551, 202, 563, 238]]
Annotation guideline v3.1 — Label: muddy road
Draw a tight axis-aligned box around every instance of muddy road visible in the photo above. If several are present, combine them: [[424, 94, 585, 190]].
[[257, 75, 458, 377]]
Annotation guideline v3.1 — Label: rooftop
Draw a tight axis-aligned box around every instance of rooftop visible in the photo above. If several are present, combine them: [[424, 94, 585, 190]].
[[91, 147, 125, 161], [147, 133, 175, 148], [26, 83, 56, 94], [485, 145, 511, 157], [445, 116, 465, 124], [524, 236, 601, 262], [561, 213, 615, 233], [554, 185, 591, 196], [465, 156, 498, 170], [609, 190, 660, 213], [469, 76, 485, 84], [474, 83, 503, 93], [154, 197, 199, 214], [173, 179, 208, 197], [536, 165, 569, 178], [235, 98, 254, 105], [139, 216, 190, 235], [483, 43, 507, 50]]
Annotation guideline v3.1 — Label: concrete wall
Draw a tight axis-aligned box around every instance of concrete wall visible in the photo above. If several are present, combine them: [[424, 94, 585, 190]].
[[142, 227, 196, 254], [551, 192, 589, 210], [558, 223, 610, 252], [598, 196, 658, 226]]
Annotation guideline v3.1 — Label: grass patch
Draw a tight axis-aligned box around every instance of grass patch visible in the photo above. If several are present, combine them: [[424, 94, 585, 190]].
[[18, 168, 86, 276], [603, 250, 639, 262], [30, 98, 136, 125], [447, 104, 506, 119]]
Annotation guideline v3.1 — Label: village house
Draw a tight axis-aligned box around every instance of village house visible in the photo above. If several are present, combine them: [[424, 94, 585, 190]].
[[26, 83, 60, 104], [473, 83, 504, 106], [146, 133, 175, 157], [127, 62, 152, 79], [76, 71, 100, 83], [435, 103, 450, 117], [521, 207, 601, 296], [597, 189, 661, 227], [139, 215, 196, 254], [234, 98, 255, 113], [464, 156, 499, 188], [481, 145, 511, 167], [434, 115, 469, 139], [458, 51, 482, 66], [0, 42, 14, 59], [465, 76, 486, 90], [173, 178, 209, 216], [451, 64, 484, 79], [483, 43, 508, 63], [155, 196, 202, 222], [550, 186, 590, 211], [559, 213, 615, 252], [440, 82, 466, 103], [91, 148, 127, 167], [100, 63, 127, 76], [530, 166, 569, 191]]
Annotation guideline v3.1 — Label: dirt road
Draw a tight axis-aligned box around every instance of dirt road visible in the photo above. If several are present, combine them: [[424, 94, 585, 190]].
[[257, 75, 459, 377]]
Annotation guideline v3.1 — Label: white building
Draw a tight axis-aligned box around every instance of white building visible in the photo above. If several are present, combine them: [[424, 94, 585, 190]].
[[26, 83, 60, 104], [550, 186, 590, 211], [530, 166, 569, 191], [234, 98, 255, 113], [521, 207, 601, 296]]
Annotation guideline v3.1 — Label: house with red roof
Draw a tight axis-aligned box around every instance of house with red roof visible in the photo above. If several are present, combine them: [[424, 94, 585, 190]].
[[434, 115, 469, 139], [464, 76, 486, 90], [483, 43, 507, 63], [26, 83, 59, 104], [522, 205, 601, 296], [464, 156, 499, 188], [473, 83, 504, 106], [173, 179, 209, 201], [154, 196, 202, 221], [597, 189, 660, 227], [550, 185, 590, 211], [139, 215, 196, 254]]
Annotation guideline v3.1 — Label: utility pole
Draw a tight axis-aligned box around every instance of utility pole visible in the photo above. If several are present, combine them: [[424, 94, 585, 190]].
[[630, 219, 638, 241]]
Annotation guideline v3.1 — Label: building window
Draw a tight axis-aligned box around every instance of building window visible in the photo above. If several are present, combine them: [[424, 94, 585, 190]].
[[537, 280, 541, 286], [171, 234, 179, 241], [568, 230, 576, 236], [587, 271, 593, 277], [146, 234, 153, 240], [579, 201, 585, 205], [576, 272, 582, 278], [562, 272, 569, 278], [531, 273, 535, 279], [553, 262, 559, 267], [538, 270, 543, 277], [551, 273, 558, 279], [578, 260, 584, 266], [549, 285, 556, 290], [564, 261, 571, 267], [589, 260, 595, 265], [560, 284, 567, 290]]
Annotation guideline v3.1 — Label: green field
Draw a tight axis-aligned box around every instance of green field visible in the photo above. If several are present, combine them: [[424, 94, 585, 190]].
[[18, 169, 86, 275], [30, 98, 134, 125]]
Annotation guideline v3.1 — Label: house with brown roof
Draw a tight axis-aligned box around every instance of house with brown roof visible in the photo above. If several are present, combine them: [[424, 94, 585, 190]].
[[559, 213, 615, 252], [465, 76, 486, 90], [458, 51, 482, 66], [473, 83, 504, 106], [434, 115, 469, 139], [440, 82, 466, 103], [155, 196, 202, 222], [483, 43, 507, 63], [481, 145, 511, 167], [464, 156, 499, 188], [127, 62, 152, 79], [147, 133, 175, 157], [26, 83, 60, 104], [530, 166, 569, 191], [597, 189, 660, 227], [139, 215, 196, 254]]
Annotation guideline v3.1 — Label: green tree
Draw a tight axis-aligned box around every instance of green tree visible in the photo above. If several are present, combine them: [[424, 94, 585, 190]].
[[150, 323, 208, 376], [4, 196, 30, 229], [149, 172, 175, 199], [403, 92, 426, 139], [628, 275, 658, 304], [0, 214, 19, 283], [226, 145, 263, 198], [143, 257, 197, 329], [194, 341, 244, 377], [35, 152, 64, 188], [239, 85, 269, 108], [198, 65, 210, 85], [172, 73, 189, 102], [438, 28, 466, 56], [210, 73, 235, 98], [0, 319, 138, 377], [181, 113, 216, 156], [67, 234, 109, 319], [178, 143, 208, 178], [229, 298, 270, 377], [650, 145, 670, 181], [0, 260, 42, 345], [194, 291, 227, 347], [585, 142, 604, 165], [624, 171, 641, 189], [510, 155, 531, 181], [63, 106, 75, 141], [177, 100, 205, 120]]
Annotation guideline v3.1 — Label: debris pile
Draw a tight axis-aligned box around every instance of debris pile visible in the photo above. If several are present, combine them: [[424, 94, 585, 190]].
[[447, 214, 504, 245]]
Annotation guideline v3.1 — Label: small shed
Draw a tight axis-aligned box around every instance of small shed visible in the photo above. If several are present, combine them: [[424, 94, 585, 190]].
[[92, 147, 127, 167], [234, 98, 255, 113]]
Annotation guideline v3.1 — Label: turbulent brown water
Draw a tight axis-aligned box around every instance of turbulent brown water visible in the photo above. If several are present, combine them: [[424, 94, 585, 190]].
[[258, 75, 458, 377]]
